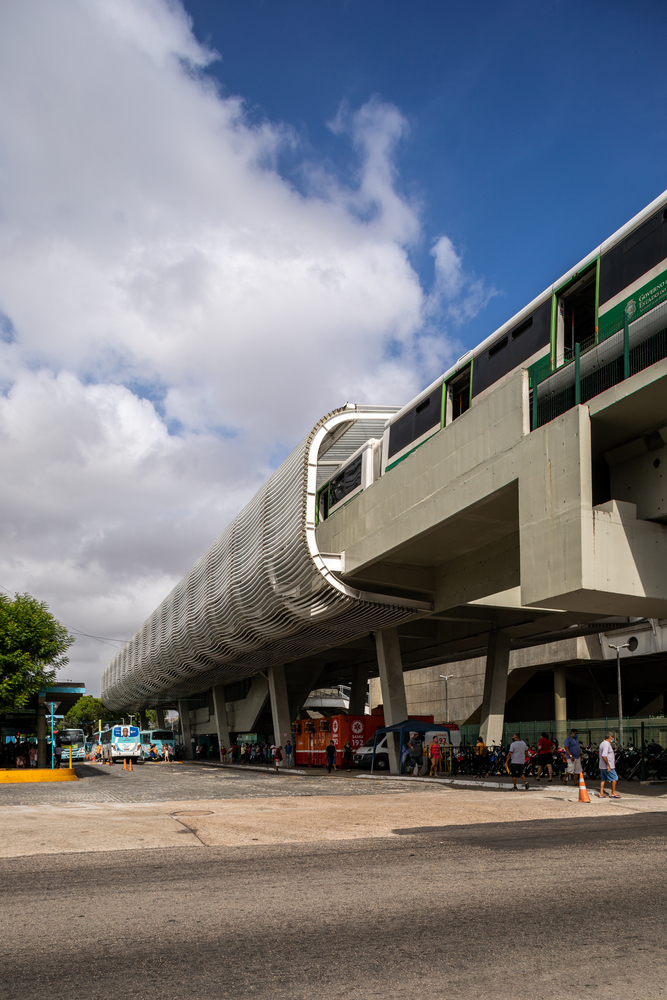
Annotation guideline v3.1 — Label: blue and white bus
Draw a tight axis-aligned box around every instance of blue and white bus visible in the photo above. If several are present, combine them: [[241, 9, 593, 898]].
[[100, 724, 142, 764], [140, 729, 176, 760]]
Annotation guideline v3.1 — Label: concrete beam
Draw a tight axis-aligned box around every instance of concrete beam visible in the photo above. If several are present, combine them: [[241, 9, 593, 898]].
[[177, 700, 194, 759], [227, 673, 269, 734], [376, 627, 408, 773], [478, 632, 510, 746], [155, 707, 165, 729], [267, 665, 291, 763]]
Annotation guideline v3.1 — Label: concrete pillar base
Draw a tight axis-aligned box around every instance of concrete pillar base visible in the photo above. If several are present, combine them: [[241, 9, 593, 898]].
[[479, 632, 510, 747], [177, 700, 194, 759], [212, 685, 231, 753], [267, 665, 291, 764], [348, 665, 369, 716], [376, 628, 408, 773]]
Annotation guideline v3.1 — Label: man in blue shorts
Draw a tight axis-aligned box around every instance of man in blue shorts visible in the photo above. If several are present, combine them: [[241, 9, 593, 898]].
[[599, 732, 620, 798]]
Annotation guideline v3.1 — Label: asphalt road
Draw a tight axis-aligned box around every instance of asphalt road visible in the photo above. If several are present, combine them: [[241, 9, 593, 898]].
[[2, 812, 666, 1000]]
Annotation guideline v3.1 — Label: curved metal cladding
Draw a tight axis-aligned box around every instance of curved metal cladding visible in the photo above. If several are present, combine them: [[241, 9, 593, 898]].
[[101, 405, 431, 712]]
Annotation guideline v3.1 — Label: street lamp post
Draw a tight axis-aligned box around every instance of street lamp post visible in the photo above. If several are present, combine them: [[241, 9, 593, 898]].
[[608, 643, 631, 748], [45, 701, 60, 769], [439, 675, 454, 723]]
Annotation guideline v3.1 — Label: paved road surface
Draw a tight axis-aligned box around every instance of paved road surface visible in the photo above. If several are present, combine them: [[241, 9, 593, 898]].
[[2, 812, 666, 1000]]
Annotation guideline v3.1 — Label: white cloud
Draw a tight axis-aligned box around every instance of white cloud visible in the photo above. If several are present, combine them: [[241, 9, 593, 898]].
[[0, 0, 495, 695]]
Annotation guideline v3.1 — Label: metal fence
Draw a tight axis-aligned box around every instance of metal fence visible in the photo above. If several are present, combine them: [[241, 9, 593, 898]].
[[459, 716, 667, 749]]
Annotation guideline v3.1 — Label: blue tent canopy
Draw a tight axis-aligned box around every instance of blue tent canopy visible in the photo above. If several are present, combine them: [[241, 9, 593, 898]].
[[370, 720, 454, 774]]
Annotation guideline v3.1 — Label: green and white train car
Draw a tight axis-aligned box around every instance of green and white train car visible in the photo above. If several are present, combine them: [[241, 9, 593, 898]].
[[317, 190, 667, 520]]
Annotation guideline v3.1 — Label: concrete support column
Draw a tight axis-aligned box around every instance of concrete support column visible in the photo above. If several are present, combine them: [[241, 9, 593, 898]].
[[554, 668, 567, 743], [479, 632, 511, 747], [376, 628, 408, 773], [348, 665, 369, 716], [155, 707, 165, 729], [177, 699, 194, 759], [211, 685, 231, 753], [37, 698, 47, 767], [139, 710, 148, 731], [267, 665, 291, 764]]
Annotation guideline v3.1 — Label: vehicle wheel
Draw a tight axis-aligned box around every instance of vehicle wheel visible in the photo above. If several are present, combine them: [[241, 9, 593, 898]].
[[375, 757, 388, 771]]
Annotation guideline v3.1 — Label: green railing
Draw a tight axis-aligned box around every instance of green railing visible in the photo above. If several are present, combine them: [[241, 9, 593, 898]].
[[529, 308, 667, 430]]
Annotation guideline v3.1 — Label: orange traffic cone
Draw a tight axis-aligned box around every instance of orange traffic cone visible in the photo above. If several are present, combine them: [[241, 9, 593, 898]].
[[109, 757, 114, 766], [123, 759, 128, 770], [578, 771, 590, 802], [128, 760, 133, 772]]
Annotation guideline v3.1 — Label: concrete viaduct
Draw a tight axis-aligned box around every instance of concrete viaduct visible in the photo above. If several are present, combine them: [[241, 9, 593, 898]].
[[101, 350, 667, 769]]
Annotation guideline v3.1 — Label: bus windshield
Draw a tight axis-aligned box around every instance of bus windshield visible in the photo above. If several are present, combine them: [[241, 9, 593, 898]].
[[57, 730, 85, 745], [150, 731, 174, 741]]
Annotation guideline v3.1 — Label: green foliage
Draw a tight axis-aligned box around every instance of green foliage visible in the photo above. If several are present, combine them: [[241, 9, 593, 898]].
[[63, 695, 116, 729], [0, 594, 73, 711], [0, 593, 74, 713]]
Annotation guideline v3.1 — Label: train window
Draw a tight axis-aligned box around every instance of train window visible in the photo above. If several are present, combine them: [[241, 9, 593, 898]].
[[472, 298, 551, 397], [318, 485, 329, 523], [329, 454, 362, 508], [511, 317, 533, 340], [600, 208, 667, 305], [488, 336, 508, 358], [387, 385, 442, 460]]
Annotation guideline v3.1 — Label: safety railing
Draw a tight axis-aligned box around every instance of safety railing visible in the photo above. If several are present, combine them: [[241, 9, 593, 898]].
[[529, 299, 667, 430]]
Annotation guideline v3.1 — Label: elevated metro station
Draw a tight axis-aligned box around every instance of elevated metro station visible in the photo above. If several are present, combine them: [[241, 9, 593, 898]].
[[101, 192, 667, 767]]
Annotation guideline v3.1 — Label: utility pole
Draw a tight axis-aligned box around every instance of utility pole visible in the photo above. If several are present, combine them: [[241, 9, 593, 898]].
[[439, 675, 454, 723], [608, 643, 631, 747]]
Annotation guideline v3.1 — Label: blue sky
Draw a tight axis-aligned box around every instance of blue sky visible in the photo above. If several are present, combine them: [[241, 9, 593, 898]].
[[0, 0, 665, 693], [183, 0, 667, 349]]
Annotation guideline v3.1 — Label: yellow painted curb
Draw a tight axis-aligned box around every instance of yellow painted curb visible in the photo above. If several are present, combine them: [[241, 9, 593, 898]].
[[0, 769, 79, 783]]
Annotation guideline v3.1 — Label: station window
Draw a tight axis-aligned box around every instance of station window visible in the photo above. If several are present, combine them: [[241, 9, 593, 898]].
[[446, 364, 471, 423], [555, 263, 597, 364]]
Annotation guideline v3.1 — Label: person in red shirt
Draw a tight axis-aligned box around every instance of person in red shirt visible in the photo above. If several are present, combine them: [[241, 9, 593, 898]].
[[536, 731, 555, 782]]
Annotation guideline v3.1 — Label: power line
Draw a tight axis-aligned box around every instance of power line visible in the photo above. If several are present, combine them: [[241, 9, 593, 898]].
[[0, 583, 129, 646]]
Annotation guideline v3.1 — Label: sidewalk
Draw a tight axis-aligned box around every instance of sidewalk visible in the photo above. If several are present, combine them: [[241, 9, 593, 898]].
[[181, 760, 667, 797]]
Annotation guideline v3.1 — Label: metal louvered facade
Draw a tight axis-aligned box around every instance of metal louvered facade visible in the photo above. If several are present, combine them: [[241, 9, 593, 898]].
[[101, 404, 430, 712]]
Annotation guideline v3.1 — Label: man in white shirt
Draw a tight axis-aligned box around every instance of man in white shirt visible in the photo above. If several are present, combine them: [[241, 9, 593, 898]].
[[505, 733, 529, 790], [599, 732, 620, 799]]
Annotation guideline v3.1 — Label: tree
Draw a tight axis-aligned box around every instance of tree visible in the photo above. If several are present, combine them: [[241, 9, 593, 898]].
[[0, 593, 74, 713], [63, 695, 116, 729]]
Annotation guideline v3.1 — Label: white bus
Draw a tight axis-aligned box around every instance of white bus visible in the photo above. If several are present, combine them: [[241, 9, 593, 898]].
[[100, 724, 142, 764], [56, 729, 86, 764], [140, 729, 176, 760]]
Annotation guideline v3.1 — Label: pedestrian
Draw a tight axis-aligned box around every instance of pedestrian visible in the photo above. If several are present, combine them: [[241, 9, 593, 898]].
[[284, 739, 293, 768], [428, 737, 441, 777], [219, 744, 226, 763], [401, 740, 410, 771], [325, 739, 336, 773], [274, 744, 283, 771], [54, 744, 63, 768], [408, 733, 423, 776], [474, 735, 488, 778], [599, 732, 621, 799], [29, 745, 37, 767], [342, 740, 354, 772], [536, 732, 555, 782], [562, 728, 582, 785], [505, 733, 529, 790]]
